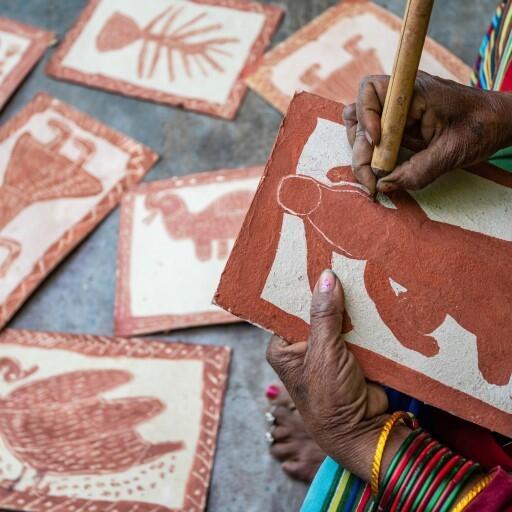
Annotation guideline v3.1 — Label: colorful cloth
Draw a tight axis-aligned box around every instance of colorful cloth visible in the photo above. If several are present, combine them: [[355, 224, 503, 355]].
[[471, 0, 512, 172], [302, 7, 512, 509]]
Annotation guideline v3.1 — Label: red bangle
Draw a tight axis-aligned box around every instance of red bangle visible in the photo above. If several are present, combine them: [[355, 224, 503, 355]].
[[401, 447, 450, 510], [432, 460, 474, 512], [356, 484, 372, 511], [379, 432, 430, 508], [416, 454, 462, 511], [389, 439, 439, 512]]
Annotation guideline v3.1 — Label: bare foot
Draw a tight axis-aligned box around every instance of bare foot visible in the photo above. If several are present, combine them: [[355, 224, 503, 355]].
[[266, 384, 326, 483]]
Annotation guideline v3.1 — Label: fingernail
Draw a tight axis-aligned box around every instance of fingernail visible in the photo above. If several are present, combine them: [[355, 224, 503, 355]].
[[265, 385, 280, 400], [378, 181, 398, 193], [365, 131, 373, 146], [319, 269, 335, 293]]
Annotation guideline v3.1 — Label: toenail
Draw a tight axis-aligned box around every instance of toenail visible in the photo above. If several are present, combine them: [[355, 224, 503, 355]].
[[265, 385, 280, 399]]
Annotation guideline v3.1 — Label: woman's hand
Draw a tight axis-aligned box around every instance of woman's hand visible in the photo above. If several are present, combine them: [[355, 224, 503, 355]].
[[343, 71, 512, 194], [267, 270, 408, 482]]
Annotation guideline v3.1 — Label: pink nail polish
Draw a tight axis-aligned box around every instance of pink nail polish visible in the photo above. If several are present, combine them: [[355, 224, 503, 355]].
[[266, 385, 280, 400], [319, 269, 335, 293]]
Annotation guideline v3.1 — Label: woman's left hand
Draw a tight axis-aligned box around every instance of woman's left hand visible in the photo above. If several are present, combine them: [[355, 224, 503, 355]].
[[267, 269, 406, 481]]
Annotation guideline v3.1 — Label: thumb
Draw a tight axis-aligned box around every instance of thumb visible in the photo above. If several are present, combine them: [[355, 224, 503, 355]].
[[308, 269, 345, 356], [376, 139, 454, 192], [266, 335, 307, 391]]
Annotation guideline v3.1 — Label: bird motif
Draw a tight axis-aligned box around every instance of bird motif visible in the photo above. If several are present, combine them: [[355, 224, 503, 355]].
[[0, 367, 184, 488], [144, 189, 253, 261]]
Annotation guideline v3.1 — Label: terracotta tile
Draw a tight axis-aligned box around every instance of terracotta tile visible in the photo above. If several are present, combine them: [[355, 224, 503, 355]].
[[115, 167, 263, 336], [215, 91, 512, 437], [246, 0, 470, 113], [47, 0, 283, 119], [0, 93, 158, 329], [0, 18, 54, 110], [0, 328, 230, 511]]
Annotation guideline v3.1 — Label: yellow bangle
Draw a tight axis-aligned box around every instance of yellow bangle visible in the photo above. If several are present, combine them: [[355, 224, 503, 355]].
[[370, 411, 417, 496], [451, 474, 494, 512]]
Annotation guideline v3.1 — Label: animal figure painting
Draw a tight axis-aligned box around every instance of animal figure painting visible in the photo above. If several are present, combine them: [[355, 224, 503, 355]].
[[47, 0, 283, 119], [0, 18, 54, 110], [116, 167, 262, 336], [0, 329, 230, 512], [215, 92, 512, 437], [246, 0, 470, 113], [0, 93, 158, 330]]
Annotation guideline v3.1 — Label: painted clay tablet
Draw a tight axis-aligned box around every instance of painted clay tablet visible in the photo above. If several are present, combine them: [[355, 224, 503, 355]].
[[215, 91, 512, 437], [246, 0, 470, 113], [46, 0, 283, 119], [0, 93, 158, 329], [115, 167, 262, 336], [0, 329, 230, 511], [0, 18, 54, 110]]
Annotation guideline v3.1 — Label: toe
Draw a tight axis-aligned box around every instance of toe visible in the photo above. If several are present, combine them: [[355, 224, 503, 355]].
[[270, 442, 297, 462], [273, 425, 291, 442], [281, 460, 315, 483], [267, 385, 294, 409]]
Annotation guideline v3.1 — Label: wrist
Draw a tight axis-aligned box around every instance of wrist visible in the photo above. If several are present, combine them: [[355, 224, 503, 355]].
[[327, 415, 412, 484], [487, 91, 512, 150]]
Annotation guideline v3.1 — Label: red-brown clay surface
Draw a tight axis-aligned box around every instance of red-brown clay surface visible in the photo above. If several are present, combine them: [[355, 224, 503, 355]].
[[0, 329, 231, 512], [0, 18, 54, 110], [246, 0, 470, 113], [0, 93, 158, 330], [215, 92, 512, 437], [115, 167, 262, 336], [46, 0, 283, 119]]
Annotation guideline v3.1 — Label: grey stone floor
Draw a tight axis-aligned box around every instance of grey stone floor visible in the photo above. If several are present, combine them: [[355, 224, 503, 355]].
[[0, 1, 498, 510]]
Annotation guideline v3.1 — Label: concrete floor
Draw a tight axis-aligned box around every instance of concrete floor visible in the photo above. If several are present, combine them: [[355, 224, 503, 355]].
[[1, 0, 498, 510]]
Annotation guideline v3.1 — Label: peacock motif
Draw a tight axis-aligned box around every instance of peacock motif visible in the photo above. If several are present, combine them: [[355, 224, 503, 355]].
[[0, 119, 103, 279], [144, 189, 253, 261], [95, 6, 240, 81], [0, 363, 184, 490]]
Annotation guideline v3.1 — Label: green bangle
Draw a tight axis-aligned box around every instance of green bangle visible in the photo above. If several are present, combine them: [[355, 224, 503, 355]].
[[395, 442, 443, 511], [411, 452, 453, 510], [377, 429, 422, 502], [440, 464, 483, 512], [385, 435, 433, 508], [425, 459, 465, 512]]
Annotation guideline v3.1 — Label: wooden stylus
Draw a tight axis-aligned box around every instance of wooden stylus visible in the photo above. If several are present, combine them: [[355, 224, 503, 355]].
[[371, 0, 436, 175]]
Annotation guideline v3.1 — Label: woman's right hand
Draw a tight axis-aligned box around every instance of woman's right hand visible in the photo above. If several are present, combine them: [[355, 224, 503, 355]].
[[343, 71, 512, 194]]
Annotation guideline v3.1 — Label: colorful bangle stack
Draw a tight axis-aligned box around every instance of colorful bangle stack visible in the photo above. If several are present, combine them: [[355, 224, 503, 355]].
[[370, 412, 492, 512]]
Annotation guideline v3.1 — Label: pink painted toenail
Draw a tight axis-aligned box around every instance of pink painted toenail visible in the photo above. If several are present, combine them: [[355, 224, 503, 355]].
[[265, 385, 280, 400]]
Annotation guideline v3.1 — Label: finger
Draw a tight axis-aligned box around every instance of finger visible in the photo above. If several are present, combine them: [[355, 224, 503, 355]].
[[266, 336, 307, 391], [376, 139, 453, 192], [352, 123, 377, 195], [308, 270, 345, 359], [357, 75, 389, 145], [343, 103, 357, 147]]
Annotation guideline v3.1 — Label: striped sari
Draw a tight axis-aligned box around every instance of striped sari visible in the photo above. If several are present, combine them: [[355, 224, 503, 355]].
[[301, 3, 512, 510]]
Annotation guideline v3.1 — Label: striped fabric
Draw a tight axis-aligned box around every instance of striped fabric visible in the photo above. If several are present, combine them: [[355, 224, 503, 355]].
[[300, 458, 375, 512], [471, 0, 512, 173], [471, 0, 512, 92]]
